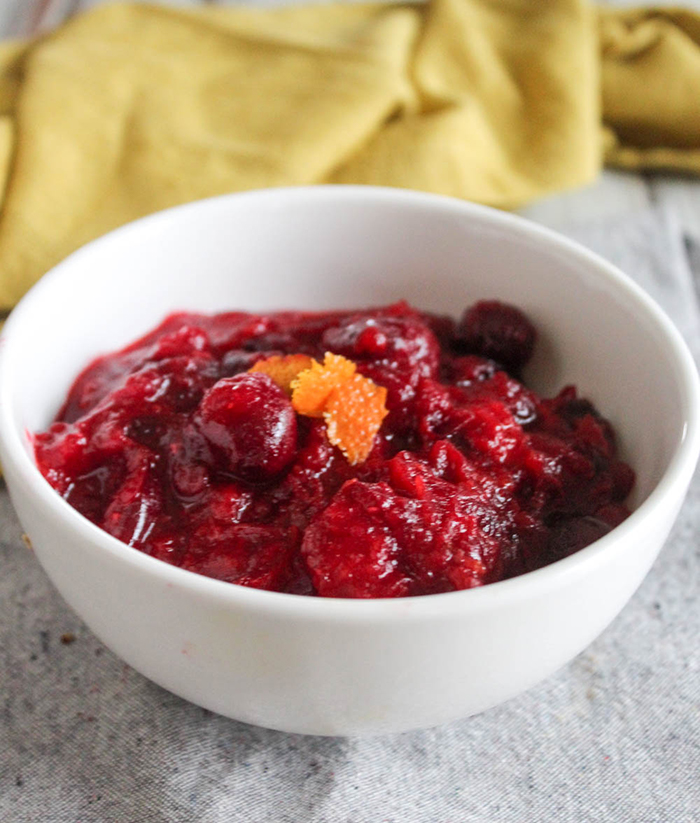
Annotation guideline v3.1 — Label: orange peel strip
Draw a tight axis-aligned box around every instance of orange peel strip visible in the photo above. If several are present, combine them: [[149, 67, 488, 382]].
[[290, 352, 356, 418], [323, 372, 388, 465], [254, 350, 388, 463], [249, 354, 315, 394]]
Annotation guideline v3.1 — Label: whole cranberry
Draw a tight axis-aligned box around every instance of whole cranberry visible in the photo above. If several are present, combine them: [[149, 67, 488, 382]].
[[195, 372, 297, 482], [457, 301, 536, 373], [323, 315, 440, 378], [219, 349, 279, 377]]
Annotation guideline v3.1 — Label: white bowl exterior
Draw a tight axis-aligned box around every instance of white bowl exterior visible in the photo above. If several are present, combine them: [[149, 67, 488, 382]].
[[5, 457, 682, 735], [1, 187, 698, 735]]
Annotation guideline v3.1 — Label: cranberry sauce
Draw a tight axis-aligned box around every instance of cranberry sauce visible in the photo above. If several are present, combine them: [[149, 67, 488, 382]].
[[34, 301, 634, 598]]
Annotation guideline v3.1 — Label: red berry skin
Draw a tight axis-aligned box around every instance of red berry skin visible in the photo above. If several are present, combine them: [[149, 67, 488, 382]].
[[195, 372, 297, 483], [183, 525, 297, 590], [34, 305, 636, 597], [323, 315, 440, 379], [458, 300, 536, 372], [301, 479, 413, 599]]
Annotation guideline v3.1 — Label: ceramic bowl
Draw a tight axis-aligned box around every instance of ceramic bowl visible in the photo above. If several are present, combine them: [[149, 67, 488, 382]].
[[1, 187, 698, 736]]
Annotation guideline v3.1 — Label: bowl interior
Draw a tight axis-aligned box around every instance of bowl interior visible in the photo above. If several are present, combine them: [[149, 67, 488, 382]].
[[1, 187, 693, 511]]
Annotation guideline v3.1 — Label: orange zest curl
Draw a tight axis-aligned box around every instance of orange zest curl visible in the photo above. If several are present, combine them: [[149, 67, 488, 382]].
[[249, 354, 314, 394], [289, 352, 357, 418], [250, 351, 388, 464], [323, 373, 388, 465]]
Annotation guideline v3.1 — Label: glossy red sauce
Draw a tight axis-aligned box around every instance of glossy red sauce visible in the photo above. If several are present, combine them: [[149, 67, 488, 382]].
[[34, 300, 634, 597]]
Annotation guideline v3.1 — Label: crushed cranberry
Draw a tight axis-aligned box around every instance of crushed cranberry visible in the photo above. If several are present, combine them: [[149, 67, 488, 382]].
[[34, 300, 634, 597]]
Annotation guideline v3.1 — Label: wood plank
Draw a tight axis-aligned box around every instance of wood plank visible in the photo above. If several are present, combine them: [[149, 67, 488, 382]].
[[519, 170, 652, 231], [0, 1, 37, 38], [647, 176, 700, 243]]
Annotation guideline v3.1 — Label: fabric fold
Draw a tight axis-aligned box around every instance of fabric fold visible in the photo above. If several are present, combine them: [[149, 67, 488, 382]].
[[601, 7, 700, 173], [0, 1, 699, 311]]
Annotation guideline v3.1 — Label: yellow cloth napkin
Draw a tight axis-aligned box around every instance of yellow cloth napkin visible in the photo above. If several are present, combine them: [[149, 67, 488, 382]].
[[0, 1, 699, 313]]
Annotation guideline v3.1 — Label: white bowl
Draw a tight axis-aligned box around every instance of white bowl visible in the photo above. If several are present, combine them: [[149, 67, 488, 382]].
[[1, 187, 698, 736]]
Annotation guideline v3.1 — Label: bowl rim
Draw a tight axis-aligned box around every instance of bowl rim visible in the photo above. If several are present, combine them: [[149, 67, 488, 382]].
[[1, 184, 699, 622]]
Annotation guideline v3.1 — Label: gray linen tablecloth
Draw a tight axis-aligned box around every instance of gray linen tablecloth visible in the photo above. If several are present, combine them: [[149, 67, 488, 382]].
[[1, 206, 699, 822]]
